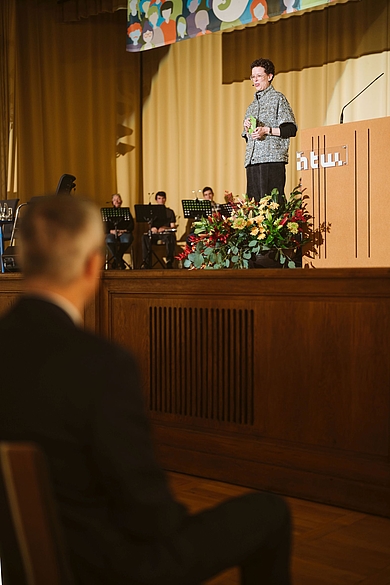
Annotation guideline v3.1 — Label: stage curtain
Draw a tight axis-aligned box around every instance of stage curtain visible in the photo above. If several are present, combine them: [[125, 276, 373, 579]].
[[14, 0, 141, 210], [59, 0, 126, 23], [222, 0, 390, 82], [0, 0, 17, 199], [9, 0, 390, 242]]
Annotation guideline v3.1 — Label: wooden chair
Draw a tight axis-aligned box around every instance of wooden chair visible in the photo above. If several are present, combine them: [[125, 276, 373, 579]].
[[0, 442, 75, 585]]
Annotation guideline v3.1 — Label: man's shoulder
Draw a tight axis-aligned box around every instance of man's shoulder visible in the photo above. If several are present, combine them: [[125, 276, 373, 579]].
[[0, 297, 135, 368]]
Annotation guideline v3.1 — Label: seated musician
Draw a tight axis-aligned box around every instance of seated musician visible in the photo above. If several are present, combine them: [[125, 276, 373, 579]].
[[201, 186, 219, 212], [185, 185, 217, 245], [141, 191, 176, 269], [104, 193, 134, 269]]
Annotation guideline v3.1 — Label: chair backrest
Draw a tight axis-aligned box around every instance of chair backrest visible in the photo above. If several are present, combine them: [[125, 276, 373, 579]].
[[0, 199, 20, 241], [55, 174, 76, 196], [0, 442, 75, 585]]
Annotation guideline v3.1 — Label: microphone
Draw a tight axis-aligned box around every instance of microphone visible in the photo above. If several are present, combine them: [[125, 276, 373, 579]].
[[340, 73, 384, 124]]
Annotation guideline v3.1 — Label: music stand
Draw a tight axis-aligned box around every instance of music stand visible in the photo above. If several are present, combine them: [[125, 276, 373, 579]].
[[101, 207, 132, 269], [219, 203, 234, 218], [101, 206, 132, 228], [134, 204, 168, 226], [182, 199, 212, 220], [135, 204, 173, 269]]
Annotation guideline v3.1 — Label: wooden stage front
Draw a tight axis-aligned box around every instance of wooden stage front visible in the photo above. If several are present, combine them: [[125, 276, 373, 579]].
[[1, 268, 389, 518]]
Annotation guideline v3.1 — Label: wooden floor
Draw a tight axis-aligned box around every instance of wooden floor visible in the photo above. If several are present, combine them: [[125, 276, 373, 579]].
[[168, 472, 390, 585]]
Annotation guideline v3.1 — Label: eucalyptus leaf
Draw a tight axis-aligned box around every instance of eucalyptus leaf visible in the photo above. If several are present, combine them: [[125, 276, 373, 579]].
[[194, 255, 204, 269]]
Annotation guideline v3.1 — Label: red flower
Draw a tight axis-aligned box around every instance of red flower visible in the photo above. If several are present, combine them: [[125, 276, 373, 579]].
[[280, 213, 289, 226], [291, 209, 307, 222]]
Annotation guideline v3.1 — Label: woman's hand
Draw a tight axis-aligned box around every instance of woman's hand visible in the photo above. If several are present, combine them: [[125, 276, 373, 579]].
[[251, 126, 269, 140]]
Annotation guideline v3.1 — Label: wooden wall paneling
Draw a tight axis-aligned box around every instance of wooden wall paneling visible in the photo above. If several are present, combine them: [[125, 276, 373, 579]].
[[0, 273, 97, 333], [100, 272, 259, 433], [99, 270, 390, 517], [1, 269, 388, 516], [0, 274, 23, 318], [300, 117, 390, 267]]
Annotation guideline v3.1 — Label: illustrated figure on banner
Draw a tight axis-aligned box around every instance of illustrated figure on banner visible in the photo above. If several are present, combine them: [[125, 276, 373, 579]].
[[281, 0, 300, 13], [161, 1, 177, 43], [250, 0, 269, 20]]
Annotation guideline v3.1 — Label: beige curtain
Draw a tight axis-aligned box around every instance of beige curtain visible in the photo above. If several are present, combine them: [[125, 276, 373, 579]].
[[222, 0, 388, 82], [0, 0, 17, 199]]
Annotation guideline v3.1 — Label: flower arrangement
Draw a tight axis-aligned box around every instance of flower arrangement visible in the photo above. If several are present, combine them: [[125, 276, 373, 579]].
[[178, 186, 313, 269]]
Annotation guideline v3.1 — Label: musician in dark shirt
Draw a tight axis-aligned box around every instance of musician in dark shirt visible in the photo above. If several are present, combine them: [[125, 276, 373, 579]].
[[141, 191, 176, 268], [202, 186, 219, 212], [104, 193, 134, 269]]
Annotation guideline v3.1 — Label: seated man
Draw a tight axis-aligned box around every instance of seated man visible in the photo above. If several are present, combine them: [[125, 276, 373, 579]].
[[202, 185, 219, 212], [104, 193, 134, 269], [185, 186, 217, 246], [142, 191, 176, 268], [0, 195, 291, 585]]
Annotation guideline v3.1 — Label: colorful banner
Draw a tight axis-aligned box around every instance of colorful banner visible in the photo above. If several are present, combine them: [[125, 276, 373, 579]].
[[126, 0, 351, 52]]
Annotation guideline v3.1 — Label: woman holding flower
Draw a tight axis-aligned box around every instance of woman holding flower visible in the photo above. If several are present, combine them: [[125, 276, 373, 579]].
[[243, 58, 297, 204]]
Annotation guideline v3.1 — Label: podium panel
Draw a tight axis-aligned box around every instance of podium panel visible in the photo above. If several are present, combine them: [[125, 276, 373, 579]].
[[299, 117, 390, 267]]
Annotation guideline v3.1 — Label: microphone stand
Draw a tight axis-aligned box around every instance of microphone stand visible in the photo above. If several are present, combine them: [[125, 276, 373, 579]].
[[340, 73, 384, 124]]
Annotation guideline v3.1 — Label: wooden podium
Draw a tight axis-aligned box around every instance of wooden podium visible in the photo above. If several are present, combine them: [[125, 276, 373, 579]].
[[299, 117, 390, 268]]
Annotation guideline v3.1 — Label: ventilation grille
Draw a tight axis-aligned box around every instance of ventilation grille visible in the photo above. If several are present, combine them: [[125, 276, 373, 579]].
[[149, 306, 254, 425]]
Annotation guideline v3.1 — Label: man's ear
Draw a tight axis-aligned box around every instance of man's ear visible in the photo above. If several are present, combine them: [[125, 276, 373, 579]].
[[85, 248, 103, 280]]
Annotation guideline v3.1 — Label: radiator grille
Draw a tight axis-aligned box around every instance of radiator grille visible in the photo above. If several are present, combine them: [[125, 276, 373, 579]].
[[149, 306, 254, 425]]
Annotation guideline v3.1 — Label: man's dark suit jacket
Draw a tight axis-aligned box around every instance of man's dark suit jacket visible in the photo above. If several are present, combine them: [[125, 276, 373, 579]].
[[0, 297, 291, 585], [0, 297, 187, 584]]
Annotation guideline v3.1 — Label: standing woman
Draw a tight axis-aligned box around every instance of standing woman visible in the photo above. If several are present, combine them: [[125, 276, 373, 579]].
[[243, 58, 297, 203]]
